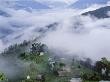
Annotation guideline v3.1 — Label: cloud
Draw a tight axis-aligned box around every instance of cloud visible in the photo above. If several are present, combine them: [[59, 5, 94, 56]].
[[0, 7, 79, 52], [81, 4, 105, 13], [107, 11, 110, 16], [0, 2, 110, 61], [107, 1, 110, 6], [41, 16, 110, 61], [0, 40, 4, 52], [79, 0, 110, 13]]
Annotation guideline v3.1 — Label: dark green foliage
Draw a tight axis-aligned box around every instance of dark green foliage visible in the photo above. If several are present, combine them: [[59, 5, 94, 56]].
[[79, 58, 93, 70], [31, 42, 46, 55], [81, 72, 101, 81], [0, 72, 7, 81], [59, 62, 66, 68], [78, 65, 81, 68], [95, 57, 110, 80], [31, 43, 40, 55], [19, 53, 27, 59], [2, 40, 30, 57], [80, 57, 110, 81], [19, 42, 49, 63]]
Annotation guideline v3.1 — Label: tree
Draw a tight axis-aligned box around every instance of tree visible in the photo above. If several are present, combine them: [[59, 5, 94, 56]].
[[95, 57, 110, 72], [59, 62, 65, 68], [30, 43, 45, 55], [19, 52, 26, 59], [0, 72, 7, 81], [81, 72, 101, 81], [79, 58, 93, 69], [95, 61, 103, 73], [95, 57, 110, 80]]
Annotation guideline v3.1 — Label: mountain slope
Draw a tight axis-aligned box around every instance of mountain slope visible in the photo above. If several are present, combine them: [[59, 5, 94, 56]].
[[69, 0, 109, 9], [0, 10, 11, 17], [82, 6, 110, 18], [16, 0, 50, 9], [3, 0, 50, 11], [40, 1, 67, 8]]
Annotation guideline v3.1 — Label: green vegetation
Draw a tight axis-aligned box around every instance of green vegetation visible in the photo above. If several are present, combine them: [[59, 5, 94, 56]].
[[0, 72, 7, 81], [18, 42, 70, 82], [81, 72, 101, 81], [1, 40, 30, 57], [95, 57, 110, 80], [81, 57, 110, 81], [0, 40, 110, 82]]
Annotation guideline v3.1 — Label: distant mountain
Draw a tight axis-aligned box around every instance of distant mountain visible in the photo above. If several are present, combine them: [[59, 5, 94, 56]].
[[69, 0, 109, 9], [0, 10, 11, 17], [40, 1, 67, 8], [4, 0, 50, 11], [82, 6, 110, 18], [0, 10, 12, 38], [0, 28, 13, 39]]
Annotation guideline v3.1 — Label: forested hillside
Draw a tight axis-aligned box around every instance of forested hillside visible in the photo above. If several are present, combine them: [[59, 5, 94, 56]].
[[0, 40, 110, 82]]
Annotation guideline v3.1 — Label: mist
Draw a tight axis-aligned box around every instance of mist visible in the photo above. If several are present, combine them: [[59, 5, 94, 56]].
[[41, 15, 110, 60], [0, 1, 110, 80], [0, 6, 110, 60]]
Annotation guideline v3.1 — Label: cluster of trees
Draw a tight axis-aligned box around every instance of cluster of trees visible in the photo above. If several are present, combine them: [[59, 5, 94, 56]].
[[30, 42, 46, 55], [48, 57, 66, 73], [19, 42, 47, 61], [19, 42, 67, 82], [81, 72, 101, 81], [95, 57, 110, 80], [0, 72, 7, 81], [81, 57, 110, 81], [1, 40, 110, 82], [79, 58, 93, 70], [2, 40, 30, 57], [19, 42, 49, 81]]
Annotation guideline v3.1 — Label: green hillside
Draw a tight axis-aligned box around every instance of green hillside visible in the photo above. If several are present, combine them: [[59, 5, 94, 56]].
[[0, 40, 110, 82]]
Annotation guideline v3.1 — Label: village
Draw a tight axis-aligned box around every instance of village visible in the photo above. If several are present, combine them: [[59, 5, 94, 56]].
[[0, 42, 110, 82], [19, 42, 110, 82]]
